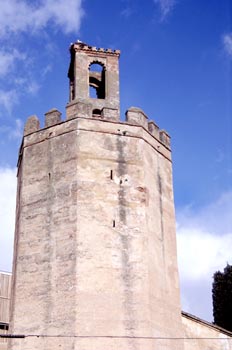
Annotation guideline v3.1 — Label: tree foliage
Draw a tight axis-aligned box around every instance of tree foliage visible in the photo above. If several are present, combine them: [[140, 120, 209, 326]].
[[212, 264, 232, 331]]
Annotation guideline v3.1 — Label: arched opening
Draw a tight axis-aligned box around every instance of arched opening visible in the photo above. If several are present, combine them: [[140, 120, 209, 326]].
[[89, 62, 105, 99], [68, 48, 75, 101], [89, 63, 103, 72], [92, 109, 102, 118]]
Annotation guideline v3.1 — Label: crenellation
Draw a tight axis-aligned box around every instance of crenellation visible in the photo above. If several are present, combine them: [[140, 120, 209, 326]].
[[159, 129, 171, 149], [22, 115, 171, 163], [23, 106, 170, 152], [24, 115, 40, 136], [148, 120, 159, 136], [45, 108, 62, 128], [70, 42, 121, 57], [125, 106, 148, 130]]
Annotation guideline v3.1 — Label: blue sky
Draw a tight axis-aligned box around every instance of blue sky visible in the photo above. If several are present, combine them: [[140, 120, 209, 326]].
[[0, 0, 231, 323]]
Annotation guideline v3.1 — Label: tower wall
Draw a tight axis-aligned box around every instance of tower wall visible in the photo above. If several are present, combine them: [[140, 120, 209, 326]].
[[8, 42, 184, 350], [9, 114, 184, 350]]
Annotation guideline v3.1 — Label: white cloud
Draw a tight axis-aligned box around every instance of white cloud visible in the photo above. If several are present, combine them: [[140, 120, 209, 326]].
[[41, 64, 53, 78], [0, 167, 17, 272], [26, 81, 41, 95], [0, 119, 23, 141], [177, 192, 232, 236], [223, 33, 232, 58], [0, 80, 40, 113], [121, 7, 134, 18], [0, 0, 84, 37], [0, 89, 19, 113], [9, 119, 23, 139], [154, 0, 176, 21], [176, 191, 232, 321], [177, 227, 232, 281], [0, 51, 14, 77], [0, 49, 27, 77], [0, 0, 84, 117]]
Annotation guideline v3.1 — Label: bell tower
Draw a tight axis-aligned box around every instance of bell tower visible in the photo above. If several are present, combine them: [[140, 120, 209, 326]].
[[8, 42, 184, 350], [67, 41, 120, 121]]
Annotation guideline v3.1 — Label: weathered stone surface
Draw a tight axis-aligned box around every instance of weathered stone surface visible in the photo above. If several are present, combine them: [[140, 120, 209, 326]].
[[182, 312, 232, 350], [44, 108, 61, 127], [102, 107, 118, 121], [24, 115, 40, 136], [9, 42, 184, 350], [67, 42, 120, 121], [66, 101, 92, 120], [9, 114, 184, 350], [125, 107, 148, 130], [7, 42, 232, 350], [0, 272, 11, 350], [148, 120, 159, 138], [159, 129, 171, 149]]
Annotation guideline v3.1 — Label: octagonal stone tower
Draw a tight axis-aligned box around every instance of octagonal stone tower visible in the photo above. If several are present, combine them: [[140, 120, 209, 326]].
[[8, 42, 184, 350]]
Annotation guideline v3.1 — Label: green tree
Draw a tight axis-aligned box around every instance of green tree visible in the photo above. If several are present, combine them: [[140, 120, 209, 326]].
[[212, 264, 232, 331]]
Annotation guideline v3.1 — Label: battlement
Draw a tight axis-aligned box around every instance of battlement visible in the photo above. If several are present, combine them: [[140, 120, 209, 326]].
[[70, 41, 120, 56], [23, 106, 171, 150], [23, 42, 170, 154]]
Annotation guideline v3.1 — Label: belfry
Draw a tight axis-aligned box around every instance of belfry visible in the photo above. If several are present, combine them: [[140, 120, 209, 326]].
[[8, 41, 184, 350], [67, 41, 120, 120]]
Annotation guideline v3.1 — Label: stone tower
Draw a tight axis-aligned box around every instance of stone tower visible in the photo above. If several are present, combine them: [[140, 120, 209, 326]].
[[8, 42, 184, 350]]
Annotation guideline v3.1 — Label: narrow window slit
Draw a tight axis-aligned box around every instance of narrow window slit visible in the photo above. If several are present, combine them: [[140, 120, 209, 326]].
[[113, 220, 116, 228], [110, 170, 113, 180]]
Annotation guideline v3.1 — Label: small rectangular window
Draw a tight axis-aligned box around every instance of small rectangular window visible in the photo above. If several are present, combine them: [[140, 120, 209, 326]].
[[0, 323, 9, 330]]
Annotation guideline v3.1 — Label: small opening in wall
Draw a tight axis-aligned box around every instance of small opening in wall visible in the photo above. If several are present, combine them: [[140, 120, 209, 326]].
[[110, 170, 113, 180], [92, 109, 102, 118], [48, 172, 51, 179], [123, 131, 127, 136], [89, 63, 103, 72], [0, 323, 9, 330], [89, 62, 105, 99], [90, 86, 98, 98], [113, 220, 116, 228]]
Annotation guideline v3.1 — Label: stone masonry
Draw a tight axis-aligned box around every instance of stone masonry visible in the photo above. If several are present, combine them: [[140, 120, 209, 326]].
[[8, 42, 184, 350]]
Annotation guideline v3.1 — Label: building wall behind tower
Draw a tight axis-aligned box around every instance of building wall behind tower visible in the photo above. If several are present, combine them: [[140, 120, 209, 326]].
[[0, 272, 11, 350]]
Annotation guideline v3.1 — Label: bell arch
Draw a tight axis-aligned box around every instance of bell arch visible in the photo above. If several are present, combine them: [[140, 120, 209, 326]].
[[89, 62, 106, 99]]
